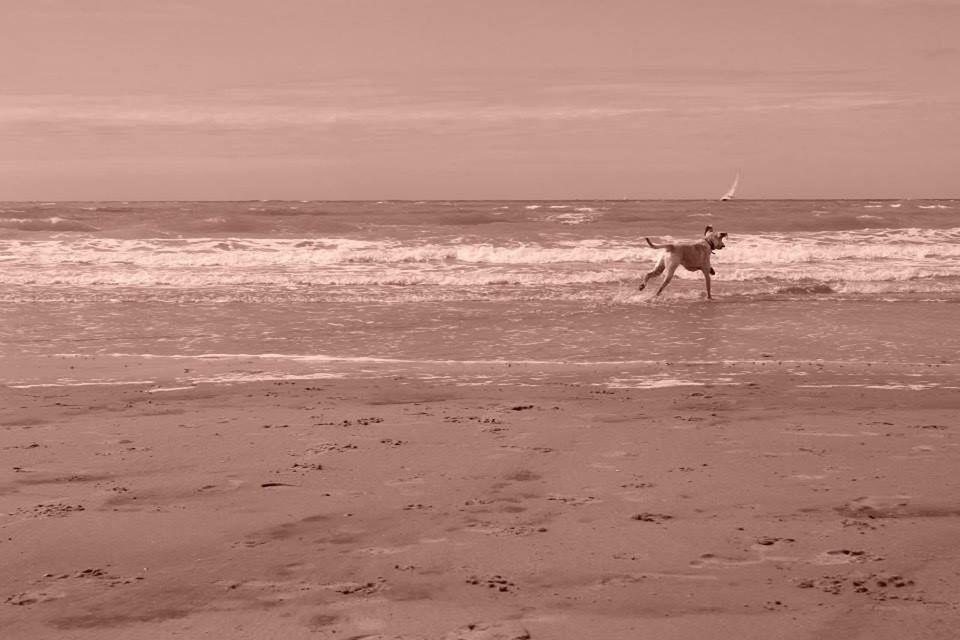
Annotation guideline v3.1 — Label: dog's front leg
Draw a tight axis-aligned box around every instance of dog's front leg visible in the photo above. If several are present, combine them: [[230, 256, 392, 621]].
[[702, 268, 713, 300]]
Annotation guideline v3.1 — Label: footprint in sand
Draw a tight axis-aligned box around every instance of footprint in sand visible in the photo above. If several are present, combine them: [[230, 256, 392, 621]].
[[442, 621, 531, 640], [691, 538, 801, 567], [305, 442, 358, 454], [465, 574, 517, 593], [16, 503, 85, 518], [620, 481, 655, 489], [546, 494, 599, 506], [324, 579, 387, 595], [5, 590, 66, 605], [690, 553, 762, 568], [290, 462, 323, 472], [465, 522, 548, 537], [630, 512, 673, 524], [41, 567, 145, 587], [795, 572, 916, 599], [357, 545, 413, 556], [402, 503, 433, 511], [835, 495, 960, 519], [754, 536, 796, 546], [812, 549, 882, 565]]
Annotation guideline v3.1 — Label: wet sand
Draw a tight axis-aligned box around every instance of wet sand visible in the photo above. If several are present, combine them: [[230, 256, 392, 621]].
[[3, 363, 960, 639]]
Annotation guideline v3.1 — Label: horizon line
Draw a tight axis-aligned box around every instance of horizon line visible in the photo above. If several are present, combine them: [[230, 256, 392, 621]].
[[4, 197, 958, 204]]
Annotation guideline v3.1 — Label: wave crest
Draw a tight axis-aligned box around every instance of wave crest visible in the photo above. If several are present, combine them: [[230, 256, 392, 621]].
[[2, 226, 960, 296], [0, 217, 99, 232]]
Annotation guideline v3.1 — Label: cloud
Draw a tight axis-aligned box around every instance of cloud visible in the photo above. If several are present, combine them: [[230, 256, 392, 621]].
[[0, 98, 895, 132], [0, 92, 666, 132], [0, 74, 914, 136]]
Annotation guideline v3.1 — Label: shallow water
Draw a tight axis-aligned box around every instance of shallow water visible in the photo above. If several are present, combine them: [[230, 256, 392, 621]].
[[2, 200, 958, 386]]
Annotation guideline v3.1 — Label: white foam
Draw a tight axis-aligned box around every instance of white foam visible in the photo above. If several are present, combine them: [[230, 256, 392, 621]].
[[190, 372, 343, 384], [544, 212, 597, 225], [58, 352, 914, 368], [9, 379, 156, 389], [606, 378, 706, 389], [145, 385, 197, 393], [796, 383, 947, 390], [2, 226, 960, 293], [864, 383, 939, 390], [0, 217, 98, 231]]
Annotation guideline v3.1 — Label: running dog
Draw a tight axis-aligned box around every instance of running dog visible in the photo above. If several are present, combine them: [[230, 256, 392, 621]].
[[638, 226, 728, 299]]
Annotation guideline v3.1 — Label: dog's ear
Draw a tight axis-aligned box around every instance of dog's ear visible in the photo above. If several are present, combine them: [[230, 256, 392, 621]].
[[704, 225, 714, 235], [720, 232, 728, 238]]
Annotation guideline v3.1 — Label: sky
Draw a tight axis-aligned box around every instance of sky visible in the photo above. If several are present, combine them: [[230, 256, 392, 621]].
[[1, 0, 959, 200]]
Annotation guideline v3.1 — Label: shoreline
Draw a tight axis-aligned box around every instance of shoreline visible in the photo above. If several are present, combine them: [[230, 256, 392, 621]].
[[3, 368, 960, 638], [3, 353, 958, 390]]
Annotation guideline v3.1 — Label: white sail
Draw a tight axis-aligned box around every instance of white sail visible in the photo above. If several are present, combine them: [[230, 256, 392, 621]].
[[720, 172, 740, 201]]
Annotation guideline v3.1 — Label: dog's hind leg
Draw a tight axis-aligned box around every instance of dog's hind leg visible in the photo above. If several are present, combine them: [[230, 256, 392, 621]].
[[637, 256, 665, 291], [654, 263, 680, 297]]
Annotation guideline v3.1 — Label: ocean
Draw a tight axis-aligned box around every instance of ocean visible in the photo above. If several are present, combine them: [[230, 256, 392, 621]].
[[2, 199, 958, 390]]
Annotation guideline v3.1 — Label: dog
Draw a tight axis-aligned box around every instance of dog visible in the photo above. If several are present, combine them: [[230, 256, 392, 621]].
[[637, 226, 728, 299]]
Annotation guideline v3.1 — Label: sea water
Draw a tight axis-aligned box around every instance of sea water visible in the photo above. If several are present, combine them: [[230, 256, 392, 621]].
[[2, 200, 958, 388]]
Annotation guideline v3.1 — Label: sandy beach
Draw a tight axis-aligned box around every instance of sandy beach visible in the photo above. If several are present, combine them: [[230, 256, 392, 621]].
[[3, 360, 959, 639], [5, 0, 960, 636]]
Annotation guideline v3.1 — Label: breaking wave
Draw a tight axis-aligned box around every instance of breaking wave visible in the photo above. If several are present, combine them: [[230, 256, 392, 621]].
[[2, 226, 960, 297], [0, 217, 99, 232]]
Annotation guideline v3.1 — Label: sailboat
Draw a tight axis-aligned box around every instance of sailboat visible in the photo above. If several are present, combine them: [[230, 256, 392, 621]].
[[719, 172, 740, 201]]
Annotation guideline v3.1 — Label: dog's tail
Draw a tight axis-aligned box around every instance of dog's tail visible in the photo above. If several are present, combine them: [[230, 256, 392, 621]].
[[645, 237, 672, 250]]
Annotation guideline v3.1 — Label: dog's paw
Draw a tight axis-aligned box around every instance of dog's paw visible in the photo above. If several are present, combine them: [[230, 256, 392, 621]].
[[709, 268, 716, 275]]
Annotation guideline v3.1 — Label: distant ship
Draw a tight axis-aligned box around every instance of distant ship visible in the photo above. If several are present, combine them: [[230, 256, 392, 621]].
[[720, 172, 740, 201]]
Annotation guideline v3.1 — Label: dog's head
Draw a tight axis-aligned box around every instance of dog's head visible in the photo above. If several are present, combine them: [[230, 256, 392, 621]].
[[704, 225, 728, 251]]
